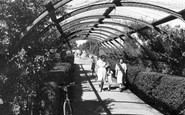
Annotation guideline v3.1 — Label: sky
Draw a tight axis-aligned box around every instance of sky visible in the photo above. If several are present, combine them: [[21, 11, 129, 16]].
[[76, 40, 87, 46]]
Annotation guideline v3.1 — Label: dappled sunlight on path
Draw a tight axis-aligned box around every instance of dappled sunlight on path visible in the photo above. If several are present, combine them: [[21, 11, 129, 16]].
[[71, 56, 163, 115]]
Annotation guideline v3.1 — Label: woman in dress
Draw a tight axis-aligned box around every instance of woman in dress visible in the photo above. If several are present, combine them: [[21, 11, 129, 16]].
[[96, 55, 107, 92], [115, 58, 127, 92]]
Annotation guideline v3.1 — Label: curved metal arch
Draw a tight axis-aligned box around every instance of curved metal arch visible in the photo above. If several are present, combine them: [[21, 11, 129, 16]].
[[106, 41, 124, 57], [86, 35, 107, 41], [68, 25, 125, 35], [106, 41, 119, 52], [68, 26, 122, 36], [114, 38, 126, 49], [67, 28, 115, 37], [62, 15, 153, 30], [69, 34, 105, 42], [19, 0, 185, 45], [107, 40, 122, 52], [63, 21, 134, 33], [85, 31, 109, 40], [58, 2, 184, 24], [98, 44, 110, 55], [71, 33, 107, 40], [101, 42, 121, 59], [67, 30, 110, 40], [68, 33, 107, 41], [106, 41, 124, 58], [113, 38, 130, 59], [91, 28, 119, 36], [99, 43, 113, 55], [68, 32, 107, 41], [119, 2, 184, 22], [19, 0, 72, 39], [37, 22, 126, 45], [98, 44, 115, 59], [87, 37, 102, 42], [61, 15, 104, 27], [99, 47, 111, 57], [110, 39, 129, 59], [68, 28, 119, 39], [61, 15, 134, 30], [70, 36, 101, 42]]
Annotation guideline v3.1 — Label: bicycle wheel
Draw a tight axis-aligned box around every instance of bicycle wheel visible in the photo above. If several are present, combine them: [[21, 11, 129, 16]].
[[63, 100, 73, 115]]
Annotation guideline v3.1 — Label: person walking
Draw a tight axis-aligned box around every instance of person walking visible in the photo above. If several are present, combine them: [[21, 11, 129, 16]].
[[96, 55, 107, 92], [115, 58, 127, 92]]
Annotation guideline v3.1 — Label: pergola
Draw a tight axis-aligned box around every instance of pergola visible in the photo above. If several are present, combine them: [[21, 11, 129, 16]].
[[15, 0, 185, 60]]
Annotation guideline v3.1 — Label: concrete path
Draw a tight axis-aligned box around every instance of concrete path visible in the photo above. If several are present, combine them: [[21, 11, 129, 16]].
[[72, 56, 163, 115]]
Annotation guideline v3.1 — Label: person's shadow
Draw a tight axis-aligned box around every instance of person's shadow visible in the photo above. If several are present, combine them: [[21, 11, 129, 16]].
[[71, 64, 113, 115]]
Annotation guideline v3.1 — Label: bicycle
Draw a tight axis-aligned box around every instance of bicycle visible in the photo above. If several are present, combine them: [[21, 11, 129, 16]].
[[59, 82, 76, 115]]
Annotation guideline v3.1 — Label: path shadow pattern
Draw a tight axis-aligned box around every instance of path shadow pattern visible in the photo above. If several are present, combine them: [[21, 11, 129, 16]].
[[71, 64, 114, 115]]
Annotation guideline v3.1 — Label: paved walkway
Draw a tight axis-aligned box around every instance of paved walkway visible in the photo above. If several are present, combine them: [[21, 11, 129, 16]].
[[72, 56, 163, 115]]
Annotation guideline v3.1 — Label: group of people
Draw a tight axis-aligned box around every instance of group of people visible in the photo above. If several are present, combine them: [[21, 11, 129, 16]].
[[91, 55, 127, 92]]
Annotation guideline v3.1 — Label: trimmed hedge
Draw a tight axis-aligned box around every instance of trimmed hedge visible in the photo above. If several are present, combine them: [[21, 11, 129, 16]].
[[47, 62, 72, 84], [126, 65, 146, 84], [127, 66, 185, 115]]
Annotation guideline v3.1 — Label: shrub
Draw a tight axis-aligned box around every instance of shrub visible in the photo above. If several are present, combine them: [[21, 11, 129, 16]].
[[47, 62, 72, 84], [127, 68, 185, 115], [152, 76, 185, 114], [127, 65, 146, 84]]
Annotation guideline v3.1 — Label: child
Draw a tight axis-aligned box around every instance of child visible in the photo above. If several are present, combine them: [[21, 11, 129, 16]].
[[106, 66, 113, 91], [91, 56, 96, 76]]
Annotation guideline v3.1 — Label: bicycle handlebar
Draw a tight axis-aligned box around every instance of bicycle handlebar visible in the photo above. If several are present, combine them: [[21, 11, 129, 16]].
[[59, 82, 76, 91]]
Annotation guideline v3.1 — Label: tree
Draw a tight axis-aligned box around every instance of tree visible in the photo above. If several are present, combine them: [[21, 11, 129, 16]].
[[0, 0, 68, 114]]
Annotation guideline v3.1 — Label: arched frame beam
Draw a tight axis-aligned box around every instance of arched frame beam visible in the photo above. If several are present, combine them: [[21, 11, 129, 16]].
[[67, 28, 118, 37], [58, 2, 184, 24], [57, 1, 185, 47], [19, 0, 72, 39], [62, 20, 131, 42], [98, 44, 114, 58], [103, 42, 121, 58], [68, 25, 125, 35], [106, 41, 123, 58], [36, 20, 128, 46], [108, 40, 126, 58], [36, 20, 129, 46], [63, 21, 131, 42], [67, 31, 109, 41], [68, 33, 107, 41], [68, 27, 123, 38], [69, 36, 102, 43], [67, 28, 119, 40], [63, 20, 135, 33], [19, 0, 185, 50], [100, 43, 120, 59], [62, 15, 154, 31], [99, 43, 116, 59], [61, 15, 134, 30], [114, 38, 130, 59]]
